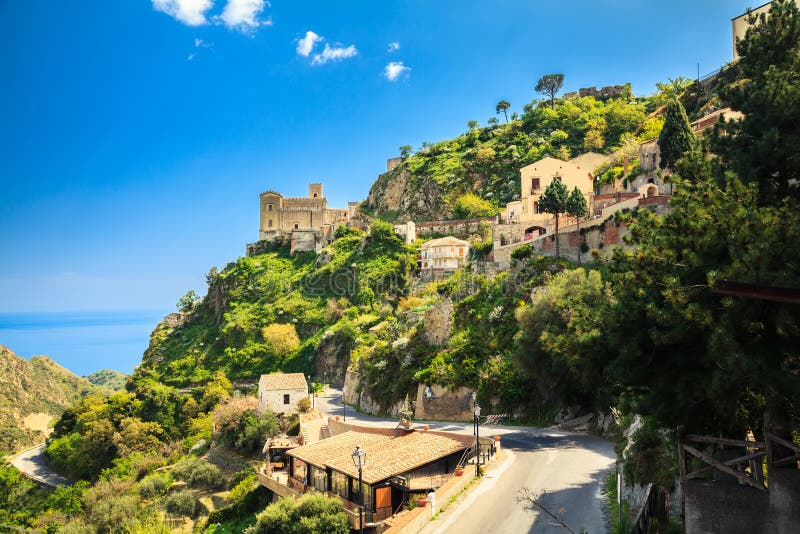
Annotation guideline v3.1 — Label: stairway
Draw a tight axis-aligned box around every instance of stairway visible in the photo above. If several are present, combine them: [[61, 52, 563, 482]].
[[321, 425, 332, 440]]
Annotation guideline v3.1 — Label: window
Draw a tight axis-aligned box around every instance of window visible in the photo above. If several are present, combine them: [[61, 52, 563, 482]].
[[283, 394, 290, 404], [351, 479, 373, 511], [310, 465, 327, 492], [268, 219, 273, 228], [330, 470, 348, 499], [293, 459, 307, 482], [533, 201, 539, 214], [294, 223, 299, 230], [531, 178, 540, 192], [268, 204, 273, 212]]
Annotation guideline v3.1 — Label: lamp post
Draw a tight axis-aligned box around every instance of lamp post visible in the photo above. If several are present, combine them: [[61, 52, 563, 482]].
[[352, 445, 366, 534], [474, 403, 481, 477]]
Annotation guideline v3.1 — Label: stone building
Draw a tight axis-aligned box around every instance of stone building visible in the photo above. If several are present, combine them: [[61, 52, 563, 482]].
[[500, 156, 596, 239], [258, 183, 351, 253], [258, 372, 309, 415]]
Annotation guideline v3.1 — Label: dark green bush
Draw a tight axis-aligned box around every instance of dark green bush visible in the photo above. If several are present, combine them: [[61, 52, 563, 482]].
[[165, 489, 197, 517]]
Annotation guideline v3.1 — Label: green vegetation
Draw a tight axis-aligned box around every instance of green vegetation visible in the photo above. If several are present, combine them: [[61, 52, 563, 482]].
[[84, 369, 128, 391], [363, 86, 657, 222], [245, 492, 350, 534], [538, 179, 570, 258], [535, 73, 565, 108], [657, 96, 695, 170]]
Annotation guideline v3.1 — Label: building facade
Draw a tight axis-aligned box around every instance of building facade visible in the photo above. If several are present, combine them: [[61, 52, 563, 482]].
[[500, 156, 595, 238], [258, 183, 350, 252], [418, 236, 471, 274], [258, 372, 309, 415]]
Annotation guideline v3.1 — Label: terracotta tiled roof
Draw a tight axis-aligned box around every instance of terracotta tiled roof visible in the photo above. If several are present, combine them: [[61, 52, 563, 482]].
[[259, 372, 308, 391], [287, 429, 470, 484], [420, 236, 470, 248]]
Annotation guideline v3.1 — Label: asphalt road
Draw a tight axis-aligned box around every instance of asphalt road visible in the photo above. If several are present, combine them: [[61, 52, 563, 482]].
[[8, 443, 70, 487], [314, 387, 615, 533]]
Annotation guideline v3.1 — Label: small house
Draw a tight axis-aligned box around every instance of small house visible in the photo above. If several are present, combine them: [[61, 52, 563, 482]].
[[418, 236, 471, 275], [258, 372, 308, 415]]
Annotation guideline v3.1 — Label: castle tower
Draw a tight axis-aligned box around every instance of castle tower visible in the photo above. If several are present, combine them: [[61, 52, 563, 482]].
[[309, 183, 323, 199]]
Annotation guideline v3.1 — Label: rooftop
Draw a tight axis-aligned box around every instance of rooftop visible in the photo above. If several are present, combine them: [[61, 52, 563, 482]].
[[287, 428, 471, 485], [259, 372, 308, 391], [420, 236, 471, 248]]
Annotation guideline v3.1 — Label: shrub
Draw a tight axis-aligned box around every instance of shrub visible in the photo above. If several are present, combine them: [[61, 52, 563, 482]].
[[246, 493, 349, 534], [297, 396, 311, 413], [228, 468, 257, 490], [172, 458, 223, 489], [87, 494, 141, 533], [138, 474, 168, 498], [511, 244, 533, 261], [165, 490, 197, 517]]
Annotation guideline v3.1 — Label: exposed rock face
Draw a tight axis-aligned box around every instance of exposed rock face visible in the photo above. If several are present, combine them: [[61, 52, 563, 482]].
[[363, 168, 447, 222], [423, 299, 453, 347], [314, 331, 353, 386], [414, 384, 474, 422], [343, 369, 404, 417]]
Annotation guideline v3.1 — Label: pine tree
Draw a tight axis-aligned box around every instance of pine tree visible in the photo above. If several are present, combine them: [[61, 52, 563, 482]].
[[657, 96, 694, 171], [714, 0, 800, 204], [566, 187, 589, 264], [539, 179, 569, 258]]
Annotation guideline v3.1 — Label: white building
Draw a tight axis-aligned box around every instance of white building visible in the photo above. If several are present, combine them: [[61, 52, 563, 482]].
[[393, 221, 417, 244], [258, 372, 308, 415], [418, 236, 471, 274]]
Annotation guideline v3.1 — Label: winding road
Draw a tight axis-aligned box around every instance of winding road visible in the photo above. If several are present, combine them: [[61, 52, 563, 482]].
[[7, 443, 70, 487], [315, 388, 615, 533]]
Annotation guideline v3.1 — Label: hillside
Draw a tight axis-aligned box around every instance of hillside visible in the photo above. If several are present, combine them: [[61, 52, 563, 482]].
[[360, 89, 664, 222], [0, 345, 97, 452]]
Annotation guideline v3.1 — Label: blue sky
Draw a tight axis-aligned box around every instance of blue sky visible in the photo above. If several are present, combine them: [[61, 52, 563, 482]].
[[0, 0, 758, 314]]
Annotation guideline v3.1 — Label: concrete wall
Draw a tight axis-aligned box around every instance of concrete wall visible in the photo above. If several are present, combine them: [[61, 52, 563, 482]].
[[416, 216, 497, 237], [493, 219, 633, 266], [684, 480, 768, 534]]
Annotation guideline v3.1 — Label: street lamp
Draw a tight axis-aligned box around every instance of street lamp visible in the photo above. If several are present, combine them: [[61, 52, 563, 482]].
[[352, 445, 366, 534], [474, 403, 481, 477]]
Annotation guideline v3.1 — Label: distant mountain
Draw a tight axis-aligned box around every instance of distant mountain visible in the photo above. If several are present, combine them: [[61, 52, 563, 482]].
[[85, 369, 127, 391], [0, 345, 98, 452]]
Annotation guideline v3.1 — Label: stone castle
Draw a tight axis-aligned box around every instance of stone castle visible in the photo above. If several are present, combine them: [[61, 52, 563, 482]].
[[254, 183, 359, 253]]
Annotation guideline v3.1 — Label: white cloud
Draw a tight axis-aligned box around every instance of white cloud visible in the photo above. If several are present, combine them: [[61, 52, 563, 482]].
[[187, 52, 197, 61], [218, 0, 268, 31], [311, 43, 358, 65], [383, 61, 411, 81], [296, 31, 322, 57], [387, 41, 400, 52], [152, 0, 213, 26]]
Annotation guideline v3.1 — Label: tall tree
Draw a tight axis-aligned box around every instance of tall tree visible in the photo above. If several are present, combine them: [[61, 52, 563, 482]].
[[714, 0, 800, 204], [657, 96, 694, 171], [539, 179, 569, 258], [565, 187, 589, 264], [496, 100, 511, 122], [399, 145, 412, 159], [535, 74, 565, 109]]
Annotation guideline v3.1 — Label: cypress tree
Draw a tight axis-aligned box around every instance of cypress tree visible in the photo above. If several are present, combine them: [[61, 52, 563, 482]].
[[658, 96, 695, 171], [539, 179, 569, 258], [566, 187, 589, 264]]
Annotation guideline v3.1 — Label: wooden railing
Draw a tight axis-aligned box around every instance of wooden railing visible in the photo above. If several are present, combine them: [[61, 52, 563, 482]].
[[678, 434, 766, 491], [631, 483, 669, 534]]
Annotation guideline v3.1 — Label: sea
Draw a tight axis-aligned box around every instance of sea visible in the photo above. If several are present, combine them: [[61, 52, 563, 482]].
[[0, 310, 169, 376]]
